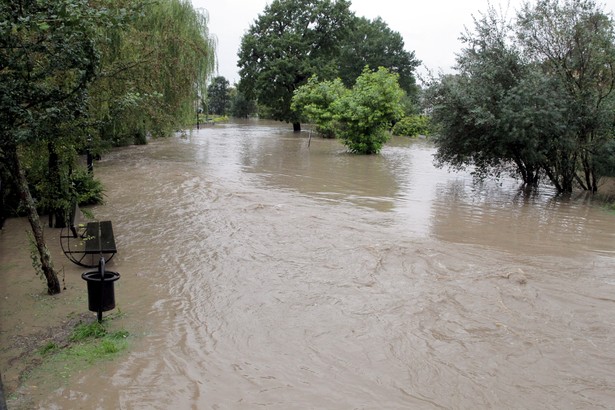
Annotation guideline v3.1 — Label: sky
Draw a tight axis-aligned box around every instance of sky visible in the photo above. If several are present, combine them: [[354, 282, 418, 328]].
[[190, 0, 615, 85]]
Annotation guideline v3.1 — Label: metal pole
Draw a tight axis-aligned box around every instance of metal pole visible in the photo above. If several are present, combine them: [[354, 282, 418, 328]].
[[98, 257, 105, 323]]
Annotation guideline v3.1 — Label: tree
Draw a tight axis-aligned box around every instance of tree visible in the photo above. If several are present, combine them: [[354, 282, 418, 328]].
[[516, 0, 615, 192], [428, 8, 546, 185], [392, 115, 431, 137], [338, 17, 421, 99], [293, 67, 405, 154], [229, 88, 257, 118], [291, 76, 348, 137], [237, 0, 354, 131], [333, 67, 405, 154], [0, 0, 101, 294], [428, 0, 615, 193], [207, 76, 230, 115], [90, 0, 216, 146]]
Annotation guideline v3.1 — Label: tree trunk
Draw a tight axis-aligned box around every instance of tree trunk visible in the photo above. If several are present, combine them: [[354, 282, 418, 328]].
[[293, 122, 301, 132], [7, 145, 61, 295], [47, 142, 67, 228]]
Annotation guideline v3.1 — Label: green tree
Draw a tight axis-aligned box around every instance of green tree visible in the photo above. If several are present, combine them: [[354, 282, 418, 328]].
[[333, 67, 405, 154], [428, 8, 545, 185], [293, 67, 405, 154], [207, 76, 230, 116], [516, 0, 615, 192], [229, 88, 257, 118], [90, 0, 216, 146], [0, 0, 101, 294], [392, 115, 431, 137], [237, 0, 354, 131], [291, 76, 348, 137], [428, 0, 615, 193], [338, 17, 421, 99]]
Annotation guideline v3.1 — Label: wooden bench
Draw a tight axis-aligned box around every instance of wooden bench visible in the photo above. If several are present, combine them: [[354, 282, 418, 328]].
[[60, 205, 118, 268], [84, 221, 117, 255]]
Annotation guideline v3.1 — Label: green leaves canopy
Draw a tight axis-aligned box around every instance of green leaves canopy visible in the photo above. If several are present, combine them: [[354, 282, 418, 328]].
[[238, 1, 421, 129], [207, 76, 231, 116], [338, 17, 421, 98], [237, 0, 354, 128], [428, 0, 615, 192], [293, 67, 405, 154]]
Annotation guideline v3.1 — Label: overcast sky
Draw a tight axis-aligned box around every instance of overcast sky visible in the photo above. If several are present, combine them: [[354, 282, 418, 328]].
[[190, 0, 615, 85]]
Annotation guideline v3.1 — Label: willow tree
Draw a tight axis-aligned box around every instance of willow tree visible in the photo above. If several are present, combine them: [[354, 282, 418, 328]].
[[90, 0, 216, 147], [0, 0, 100, 294]]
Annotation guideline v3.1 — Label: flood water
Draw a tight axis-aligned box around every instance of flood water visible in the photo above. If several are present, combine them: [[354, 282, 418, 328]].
[[4, 119, 615, 408]]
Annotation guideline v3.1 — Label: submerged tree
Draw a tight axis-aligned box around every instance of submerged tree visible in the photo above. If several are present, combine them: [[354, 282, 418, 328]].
[[291, 76, 348, 137], [293, 67, 405, 154], [516, 0, 615, 192], [428, 0, 615, 193]]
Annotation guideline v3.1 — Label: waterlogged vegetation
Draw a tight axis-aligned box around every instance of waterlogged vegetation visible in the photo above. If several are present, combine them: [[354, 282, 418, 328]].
[[40, 320, 130, 365], [292, 67, 406, 154], [426, 0, 615, 193], [5, 316, 130, 407]]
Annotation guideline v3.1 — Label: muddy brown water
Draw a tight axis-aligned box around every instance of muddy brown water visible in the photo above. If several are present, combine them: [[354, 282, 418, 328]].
[[1, 119, 615, 409]]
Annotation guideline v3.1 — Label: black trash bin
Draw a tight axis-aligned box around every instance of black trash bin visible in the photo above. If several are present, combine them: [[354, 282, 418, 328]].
[[82, 259, 120, 322]]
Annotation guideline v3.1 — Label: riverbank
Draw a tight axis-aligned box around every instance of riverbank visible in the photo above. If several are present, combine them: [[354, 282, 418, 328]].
[[0, 215, 136, 409]]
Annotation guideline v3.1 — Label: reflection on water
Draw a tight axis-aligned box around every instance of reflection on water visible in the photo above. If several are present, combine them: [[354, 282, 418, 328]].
[[5, 119, 615, 409]]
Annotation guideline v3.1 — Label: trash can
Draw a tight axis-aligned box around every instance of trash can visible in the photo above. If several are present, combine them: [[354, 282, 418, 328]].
[[82, 257, 120, 322], [81, 270, 120, 313]]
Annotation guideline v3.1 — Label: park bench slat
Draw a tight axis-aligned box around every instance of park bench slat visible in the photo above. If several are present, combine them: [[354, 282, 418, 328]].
[[99, 220, 117, 253], [84, 221, 117, 254]]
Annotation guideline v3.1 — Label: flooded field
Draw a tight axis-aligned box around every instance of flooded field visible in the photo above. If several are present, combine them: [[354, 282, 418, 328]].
[[2, 120, 615, 409]]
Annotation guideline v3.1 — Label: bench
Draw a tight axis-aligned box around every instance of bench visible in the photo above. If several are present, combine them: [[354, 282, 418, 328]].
[[84, 221, 117, 255], [60, 205, 118, 268]]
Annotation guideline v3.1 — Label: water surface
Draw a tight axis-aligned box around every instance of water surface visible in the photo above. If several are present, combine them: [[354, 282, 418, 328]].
[[4, 119, 615, 409]]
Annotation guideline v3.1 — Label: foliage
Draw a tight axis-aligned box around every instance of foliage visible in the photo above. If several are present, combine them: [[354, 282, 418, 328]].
[[392, 115, 431, 137], [333, 67, 405, 154], [72, 169, 105, 206], [0, 0, 217, 294], [292, 67, 405, 154], [338, 17, 421, 100], [19, 141, 103, 221], [90, 0, 216, 146], [427, 0, 615, 193], [206, 76, 230, 115], [516, 0, 615, 192], [291, 76, 348, 137], [229, 88, 258, 118], [237, 0, 354, 130], [427, 8, 543, 184]]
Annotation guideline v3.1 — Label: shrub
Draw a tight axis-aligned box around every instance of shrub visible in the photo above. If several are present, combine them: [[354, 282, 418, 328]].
[[71, 169, 104, 206], [392, 115, 431, 137]]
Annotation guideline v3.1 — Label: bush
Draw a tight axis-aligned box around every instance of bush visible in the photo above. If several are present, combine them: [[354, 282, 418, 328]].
[[71, 169, 104, 206], [392, 115, 431, 137]]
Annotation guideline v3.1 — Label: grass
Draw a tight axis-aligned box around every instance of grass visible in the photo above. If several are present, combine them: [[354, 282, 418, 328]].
[[37, 316, 130, 371]]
